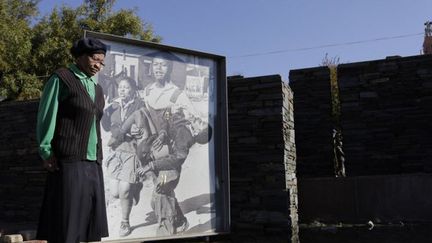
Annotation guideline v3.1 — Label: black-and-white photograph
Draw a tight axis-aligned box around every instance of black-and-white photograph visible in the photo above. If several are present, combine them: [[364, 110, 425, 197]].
[[84, 32, 229, 242]]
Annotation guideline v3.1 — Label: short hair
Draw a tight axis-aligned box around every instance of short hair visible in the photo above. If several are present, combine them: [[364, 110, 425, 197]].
[[118, 76, 138, 92]]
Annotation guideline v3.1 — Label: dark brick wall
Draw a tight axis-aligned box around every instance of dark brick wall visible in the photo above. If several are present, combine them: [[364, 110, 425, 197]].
[[289, 67, 334, 177], [227, 75, 297, 240], [0, 100, 44, 230], [290, 54, 432, 177], [338, 55, 432, 176]]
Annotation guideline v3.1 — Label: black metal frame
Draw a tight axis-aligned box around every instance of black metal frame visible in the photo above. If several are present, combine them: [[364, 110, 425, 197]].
[[84, 30, 230, 242]]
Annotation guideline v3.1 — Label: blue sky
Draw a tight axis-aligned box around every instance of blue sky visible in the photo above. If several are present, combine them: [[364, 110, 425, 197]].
[[38, 0, 432, 81]]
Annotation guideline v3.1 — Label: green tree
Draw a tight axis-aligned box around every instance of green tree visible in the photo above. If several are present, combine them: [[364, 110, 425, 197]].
[[31, 0, 161, 78], [0, 0, 41, 100], [31, 5, 83, 79], [0, 0, 161, 100]]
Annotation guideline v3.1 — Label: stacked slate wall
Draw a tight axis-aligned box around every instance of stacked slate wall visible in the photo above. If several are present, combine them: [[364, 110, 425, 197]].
[[338, 55, 432, 175], [290, 54, 432, 177], [0, 100, 43, 230], [227, 75, 298, 241], [282, 83, 299, 242], [289, 67, 334, 177]]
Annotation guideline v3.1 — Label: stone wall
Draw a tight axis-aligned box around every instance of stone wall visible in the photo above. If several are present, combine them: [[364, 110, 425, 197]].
[[0, 100, 44, 231], [338, 55, 432, 175], [227, 75, 298, 241], [282, 83, 299, 242], [289, 67, 334, 177], [290, 54, 432, 177]]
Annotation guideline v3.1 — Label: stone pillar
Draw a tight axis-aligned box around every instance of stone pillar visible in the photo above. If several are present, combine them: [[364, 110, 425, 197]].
[[228, 75, 298, 242], [283, 83, 299, 242]]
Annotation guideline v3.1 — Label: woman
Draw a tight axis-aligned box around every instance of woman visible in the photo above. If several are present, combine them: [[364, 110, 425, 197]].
[[36, 37, 109, 243], [102, 77, 144, 237]]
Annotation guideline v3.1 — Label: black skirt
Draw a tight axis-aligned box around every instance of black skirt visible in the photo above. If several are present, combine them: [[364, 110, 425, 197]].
[[37, 160, 109, 243]]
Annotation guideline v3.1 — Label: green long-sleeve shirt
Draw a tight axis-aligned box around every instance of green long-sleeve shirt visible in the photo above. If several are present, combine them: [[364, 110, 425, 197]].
[[36, 64, 99, 161]]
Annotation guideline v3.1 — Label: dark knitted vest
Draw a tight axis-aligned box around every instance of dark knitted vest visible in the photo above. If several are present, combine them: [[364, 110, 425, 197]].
[[52, 68, 105, 163]]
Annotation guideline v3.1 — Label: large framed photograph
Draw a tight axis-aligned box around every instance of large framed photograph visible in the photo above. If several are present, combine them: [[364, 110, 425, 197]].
[[84, 31, 230, 242]]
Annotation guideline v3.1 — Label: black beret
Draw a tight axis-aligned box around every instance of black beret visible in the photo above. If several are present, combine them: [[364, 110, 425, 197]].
[[70, 37, 107, 58]]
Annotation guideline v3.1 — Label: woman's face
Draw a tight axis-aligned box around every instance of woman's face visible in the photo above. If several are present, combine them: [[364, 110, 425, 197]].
[[152, 57, 169, 81], [76, 53, 105, 77], [118, 80, 133, 100]]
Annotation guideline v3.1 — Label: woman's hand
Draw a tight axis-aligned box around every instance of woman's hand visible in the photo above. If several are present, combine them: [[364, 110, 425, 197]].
[[103, 95, 111, 111], [43, 155, 59, 172]]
